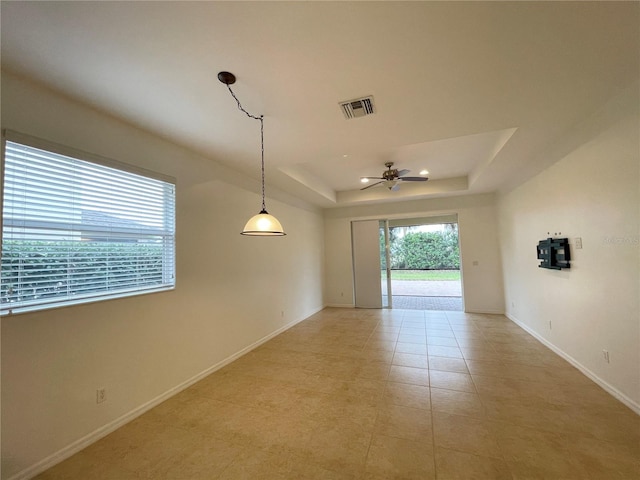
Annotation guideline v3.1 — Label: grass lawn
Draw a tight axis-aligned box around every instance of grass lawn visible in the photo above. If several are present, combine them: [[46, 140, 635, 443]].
[[386, 269, 461, 281]]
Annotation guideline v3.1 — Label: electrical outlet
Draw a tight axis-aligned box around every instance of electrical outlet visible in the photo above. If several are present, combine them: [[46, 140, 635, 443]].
[[96, 388, 106, 404], [575, 237, 583, 249], [602, 350, 610, 363]]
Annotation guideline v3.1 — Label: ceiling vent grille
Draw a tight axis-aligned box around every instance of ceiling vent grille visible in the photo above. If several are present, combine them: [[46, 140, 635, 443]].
[[339, 96, 375, 119]]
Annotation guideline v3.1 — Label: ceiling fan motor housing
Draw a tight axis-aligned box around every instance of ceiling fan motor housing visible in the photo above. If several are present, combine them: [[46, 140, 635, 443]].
[[382, 169, 399, 180], [382, 162, 397, 180]]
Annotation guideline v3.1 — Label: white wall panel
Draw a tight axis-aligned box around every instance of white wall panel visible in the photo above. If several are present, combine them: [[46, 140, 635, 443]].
[[498, 84, 640, 410], [351, 220, 382, 308]]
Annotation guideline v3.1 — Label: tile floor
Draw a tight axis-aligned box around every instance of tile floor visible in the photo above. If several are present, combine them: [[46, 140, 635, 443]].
[[36, 308, 639, 479]]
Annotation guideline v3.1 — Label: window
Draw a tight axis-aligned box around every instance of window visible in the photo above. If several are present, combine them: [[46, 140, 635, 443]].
[[1, 134, 176, 314]]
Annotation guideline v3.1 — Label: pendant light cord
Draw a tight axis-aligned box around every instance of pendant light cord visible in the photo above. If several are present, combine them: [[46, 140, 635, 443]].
[[225, 84, 267, 212]]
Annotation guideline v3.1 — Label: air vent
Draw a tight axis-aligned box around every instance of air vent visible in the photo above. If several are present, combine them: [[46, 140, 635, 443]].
[[339, 96, 375, 119]]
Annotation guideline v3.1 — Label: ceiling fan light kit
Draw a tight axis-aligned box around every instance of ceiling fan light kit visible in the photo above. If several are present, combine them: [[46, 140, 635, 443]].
[[360, 162, 429, 191], [218, 71, 286, 236]]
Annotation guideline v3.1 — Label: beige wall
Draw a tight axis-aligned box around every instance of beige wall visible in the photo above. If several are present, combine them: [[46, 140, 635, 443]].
[[323, 193, 505, 314], [498, 84, 640, 411], [1, 72, 325, 479]]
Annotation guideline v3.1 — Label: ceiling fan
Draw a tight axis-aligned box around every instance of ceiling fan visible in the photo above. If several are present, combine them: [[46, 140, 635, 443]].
[[360, 162, 429, 191]]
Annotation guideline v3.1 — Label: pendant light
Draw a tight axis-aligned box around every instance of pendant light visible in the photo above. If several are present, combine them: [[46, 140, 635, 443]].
[[218, 71, 286, 236]]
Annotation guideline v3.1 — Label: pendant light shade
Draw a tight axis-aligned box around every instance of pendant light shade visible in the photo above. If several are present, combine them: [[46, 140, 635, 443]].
[[218, 71, 286, 236], [241, 209, 286, 236]]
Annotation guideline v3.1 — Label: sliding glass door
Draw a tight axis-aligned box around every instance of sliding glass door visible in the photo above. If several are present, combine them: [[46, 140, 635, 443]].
[[352, 215, 463, 311], [380, 215, 463, 311]]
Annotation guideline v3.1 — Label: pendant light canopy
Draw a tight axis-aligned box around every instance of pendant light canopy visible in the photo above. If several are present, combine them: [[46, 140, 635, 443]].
[[218, 71, 286, 236]]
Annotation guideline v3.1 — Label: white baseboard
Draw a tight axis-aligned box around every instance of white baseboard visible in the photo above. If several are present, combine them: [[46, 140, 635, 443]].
[[506, 313, 640, 416], [9, 311, 316, 480], [463, 309, 505, 315], [324, 303, 355, 308]]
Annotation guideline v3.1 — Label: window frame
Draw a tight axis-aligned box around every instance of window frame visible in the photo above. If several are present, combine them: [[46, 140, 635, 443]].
[[1, 130, 177, 315]]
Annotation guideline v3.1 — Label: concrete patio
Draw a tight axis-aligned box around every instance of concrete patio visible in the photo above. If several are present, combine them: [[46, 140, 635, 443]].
[[382, 279, 463, 311]]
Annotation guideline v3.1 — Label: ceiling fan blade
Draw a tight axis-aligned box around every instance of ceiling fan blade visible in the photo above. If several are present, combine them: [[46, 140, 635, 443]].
[[360, 181, 384, 190], [390, 182, 401, 192], [398, 176, 429, 182], [396, 169, 410, 177], [360, 176, 384, 181]]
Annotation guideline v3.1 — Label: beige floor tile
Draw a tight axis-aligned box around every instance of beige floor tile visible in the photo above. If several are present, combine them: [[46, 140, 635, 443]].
[[34, 308, 638, 480], [357, 348, 395, 363], [383, 381, 431, 410], [215, 446, 294, 480], [493, 423, 586, 479], [434, 447, 511, 480], [481, 397, 572, 433], [235, 408, 319, 453], [427, 345, 463, 358], [105, 422, 202, 475], [433, 412, 502, 458], [222, 378, 309, 412], [430, 387, 486, 418], [365, 434, 436, 479], [560, 404, 640, 446], [400, 327, 427, 336], [451, 330, 484, 338], [375, 325, 401, 333], [546, 382, 636, 413], [314, 375, 386, 402], [464, 358, 506, 376], [425, 323, 451, 331], [375, 403, 433, 443], [429, 370, 476, 393], [363, 339, 397, 352], [388, 364, 430, 386], [427, 336, 459, 347], [494, 363, 563, 384], [472, 374, 548, 404], [395, 341, 428, 354], [397, 333, 427, 344], [392, 352, 429, 369], [403, 313, 427, 320], [136, 434, 246, 479], [459, 347, 506, 362], [428, 356, 469, 373], [290, 460, 358, 479], [497, 350, 569, 369], [303, 422, 372, 476], [490, 343, 548, 357], [34, 449, 141, 480], [311, 396, 379, 431], [567, 434, 640, 479], [352, 360, 392, 381], [426, 328, 456, 338]]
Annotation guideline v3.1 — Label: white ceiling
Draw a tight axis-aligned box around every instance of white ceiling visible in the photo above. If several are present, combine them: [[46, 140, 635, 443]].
[[1, 1, 638, 208]]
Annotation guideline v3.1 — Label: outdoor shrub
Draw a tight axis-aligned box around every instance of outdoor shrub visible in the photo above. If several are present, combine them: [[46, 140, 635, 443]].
[[1, 240, 164, 305], [381, 229, 460, 270]]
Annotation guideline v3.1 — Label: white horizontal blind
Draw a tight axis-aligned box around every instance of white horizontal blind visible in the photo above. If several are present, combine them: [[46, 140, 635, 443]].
[[1, 140, 176, 314]]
